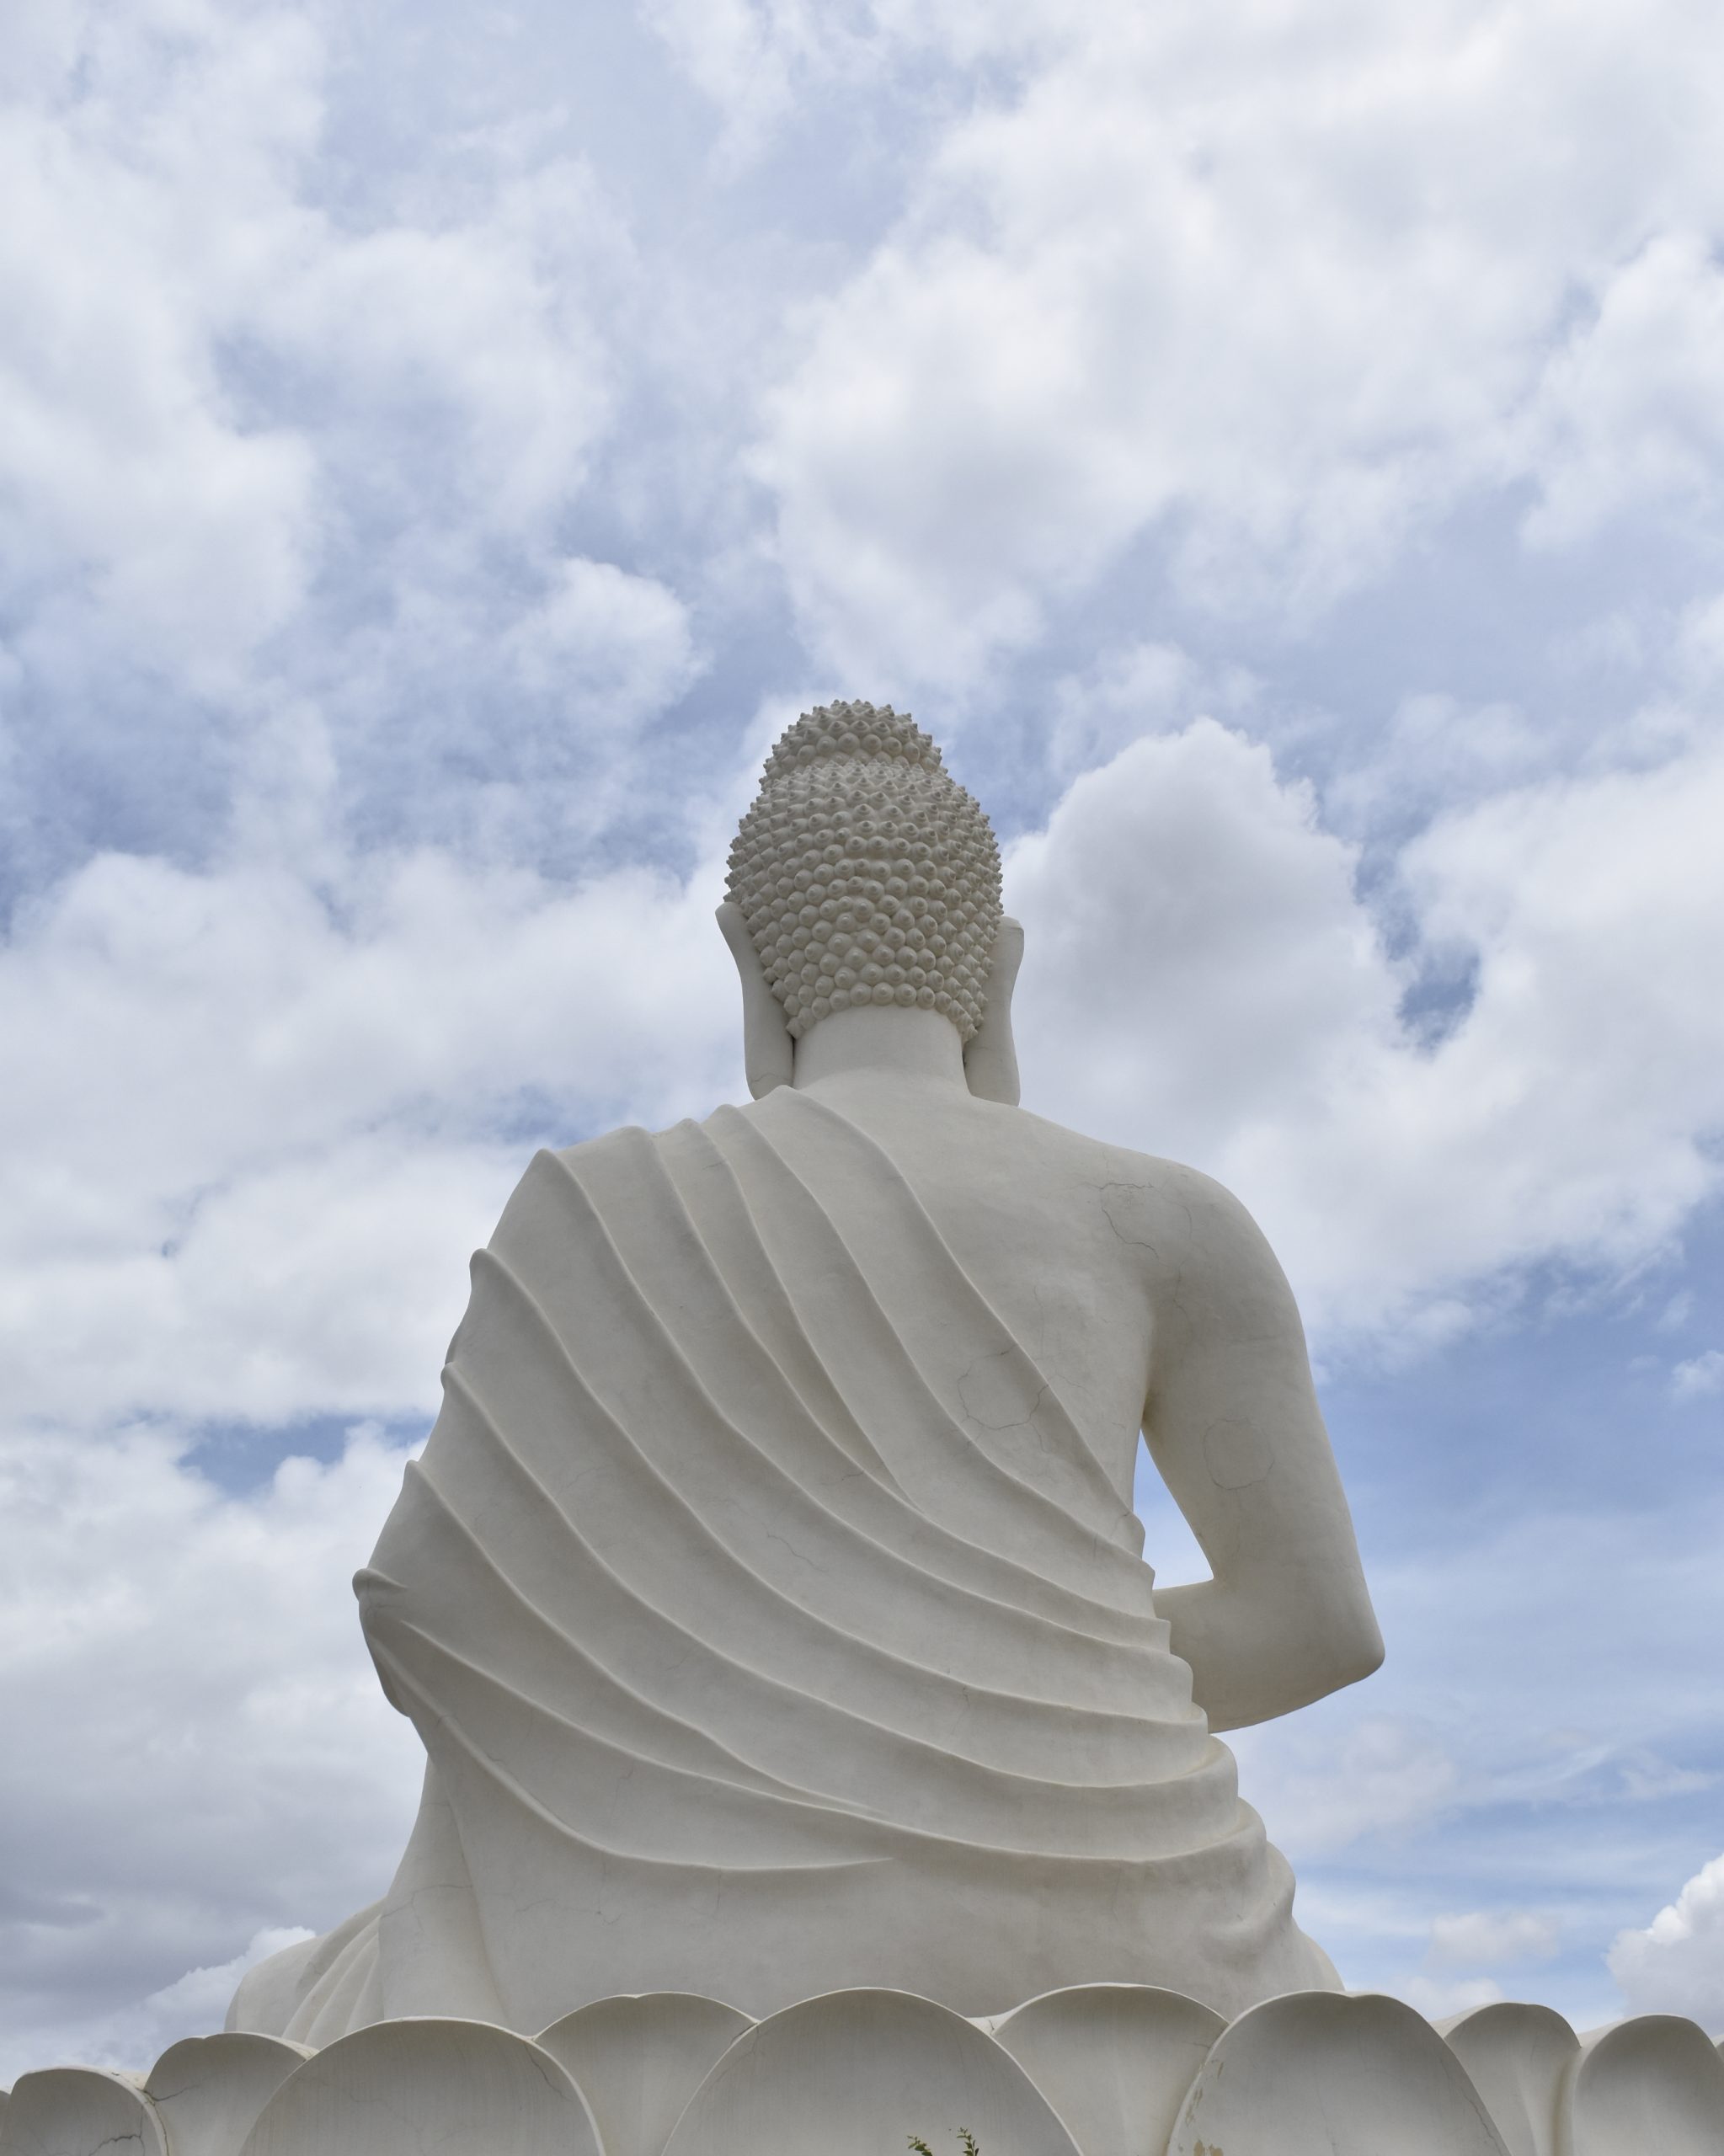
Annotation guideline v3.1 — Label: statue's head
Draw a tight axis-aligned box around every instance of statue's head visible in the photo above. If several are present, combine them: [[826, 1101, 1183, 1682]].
[[726, 702, 1004, 1046]]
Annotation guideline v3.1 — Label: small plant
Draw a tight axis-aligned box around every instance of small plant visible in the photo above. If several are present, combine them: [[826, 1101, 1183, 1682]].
[[908, 2134, 979, 2156]]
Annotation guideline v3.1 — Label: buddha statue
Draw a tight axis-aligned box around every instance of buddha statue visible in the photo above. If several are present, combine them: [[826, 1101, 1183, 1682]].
[[230, 702, 1383, 2045]]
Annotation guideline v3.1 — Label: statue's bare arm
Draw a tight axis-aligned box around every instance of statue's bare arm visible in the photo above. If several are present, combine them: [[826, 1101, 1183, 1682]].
[[1142, 1166, 1384, 1732]]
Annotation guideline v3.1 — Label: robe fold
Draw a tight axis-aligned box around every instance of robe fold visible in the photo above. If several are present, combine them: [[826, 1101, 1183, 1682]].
[[232, 1089, 1337, 2041]]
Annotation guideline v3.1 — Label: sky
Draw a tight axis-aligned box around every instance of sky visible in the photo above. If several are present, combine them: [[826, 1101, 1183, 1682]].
[[3, 0, 1723, 2086]]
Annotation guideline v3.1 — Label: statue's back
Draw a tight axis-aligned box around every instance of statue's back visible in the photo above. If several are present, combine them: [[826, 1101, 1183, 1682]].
[[230, 700, 1377, 2044], [740, 1075, 1179, 1533]]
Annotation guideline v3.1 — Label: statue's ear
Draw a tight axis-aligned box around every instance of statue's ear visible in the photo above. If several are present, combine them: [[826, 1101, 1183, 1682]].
[[717, 902, 793, 1099], [964, 915, 1023, 1107]]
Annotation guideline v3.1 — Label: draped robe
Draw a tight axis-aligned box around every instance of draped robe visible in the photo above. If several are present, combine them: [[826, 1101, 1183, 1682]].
[[232, 1088, 1337, 2042]]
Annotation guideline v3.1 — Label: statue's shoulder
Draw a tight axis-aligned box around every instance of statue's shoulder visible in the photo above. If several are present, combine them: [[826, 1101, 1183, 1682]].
[[1004, 1107, 1271, 1267], [483, 1122, 669, 1241], [547, 1121, 658, 1170], [998, 1099, 1219, 1194]]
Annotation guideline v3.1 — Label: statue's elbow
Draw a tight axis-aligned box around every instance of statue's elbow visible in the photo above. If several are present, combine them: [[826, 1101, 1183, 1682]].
[[1206, 1598, 1384, 1729], [1273, 1595, 1383, 1714], [1320, 1606, 1385, 1697]]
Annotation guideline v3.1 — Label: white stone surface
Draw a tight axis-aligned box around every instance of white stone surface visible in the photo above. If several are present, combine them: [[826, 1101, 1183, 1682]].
[[14, 1989, 1724, 2156], [986, 1982, 1224, 2156], [232, 702, 1380, 2036], [535, 1993, 753, 2156], [235, 2017, 598, 2156], [144, 2034, 311, 2156], [1558, 2014, 1724, 2154], [1441, 2001, 1577, 2156], [0, 2065, 167, 2156], [1167, 1990, 1513, 2154], [659, 1988, 1081, 2156]]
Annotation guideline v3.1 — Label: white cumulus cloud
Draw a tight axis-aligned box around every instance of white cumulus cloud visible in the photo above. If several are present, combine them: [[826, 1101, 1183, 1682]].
[[506, 558, 702, 722], [1009, 718, 1724, 1339], [748, 0, 1724, 682], [0, 840, 739, 1432], [1609, 1853, 1724, 2031], [0, 1425, 422, 2084]]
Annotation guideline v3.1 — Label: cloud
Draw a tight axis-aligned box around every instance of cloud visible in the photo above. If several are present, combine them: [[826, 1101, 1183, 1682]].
[[1008, 718, 1724, 1338], [0, 2, 320, 689], [1524, 232, 1724, 550], [506, 558, 701, 721], [43, 1927, 316, 2083], [1670, 1351, 1724, 1403], [1043, 641, 1261, 789], [0, 1424, 423, 2084], [1609, 1853, 1724, 2030], [0, 840, 739, 1432], [747, 0, 1724, 682], [1011, 718, 1391, 1152], [1324, 696, 1556, 835], [639, 0, 880, 162], [0, 0, 683, 884]]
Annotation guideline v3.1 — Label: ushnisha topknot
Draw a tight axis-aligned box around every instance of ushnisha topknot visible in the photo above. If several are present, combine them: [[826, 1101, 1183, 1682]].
[[726, 700, 1004, 1044]]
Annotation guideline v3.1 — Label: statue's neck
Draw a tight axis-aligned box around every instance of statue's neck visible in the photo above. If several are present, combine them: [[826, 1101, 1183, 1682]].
[[793, 1006, 969, 1092]]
